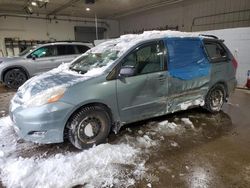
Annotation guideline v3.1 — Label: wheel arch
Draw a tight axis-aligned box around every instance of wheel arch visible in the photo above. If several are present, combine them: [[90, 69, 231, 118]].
[[210, 81, 228, 98], [63, 102, 114, 139], [2, 66, 30, 82]]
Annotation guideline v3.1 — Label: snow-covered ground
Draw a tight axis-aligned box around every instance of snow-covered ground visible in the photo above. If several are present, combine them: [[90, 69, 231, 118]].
[[0, 116, 196, 188]]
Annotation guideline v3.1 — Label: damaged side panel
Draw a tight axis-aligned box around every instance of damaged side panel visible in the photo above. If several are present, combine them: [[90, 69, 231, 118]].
[[166, 75, 209, 113], [164, 37, 211, 113]]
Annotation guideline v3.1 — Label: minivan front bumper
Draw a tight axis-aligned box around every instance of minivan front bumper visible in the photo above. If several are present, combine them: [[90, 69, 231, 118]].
[[9, 100, 74, 144]]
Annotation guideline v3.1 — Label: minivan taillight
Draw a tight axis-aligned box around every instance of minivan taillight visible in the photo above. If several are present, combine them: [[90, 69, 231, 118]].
[[232, 57, 238, 70]]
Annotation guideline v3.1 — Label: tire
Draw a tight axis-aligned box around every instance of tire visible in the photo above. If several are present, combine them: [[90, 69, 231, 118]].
[[204, 84, 226, 113], [67, 106, 111, 149], [4, 69, 27, 89]]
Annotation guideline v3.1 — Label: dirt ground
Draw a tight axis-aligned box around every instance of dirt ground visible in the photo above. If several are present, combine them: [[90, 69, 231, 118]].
[[0, 84, 250, 187]]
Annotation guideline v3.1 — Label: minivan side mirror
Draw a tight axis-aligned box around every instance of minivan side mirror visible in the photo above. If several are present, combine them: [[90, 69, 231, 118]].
[[119, 66, 136, 77]]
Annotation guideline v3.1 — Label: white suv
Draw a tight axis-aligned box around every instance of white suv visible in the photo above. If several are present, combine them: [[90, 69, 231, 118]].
[[0, 42, 93, 89]]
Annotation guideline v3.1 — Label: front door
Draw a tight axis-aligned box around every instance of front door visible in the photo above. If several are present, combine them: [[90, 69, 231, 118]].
[[28, 45, 59, 75], [116, 41, 168, 123]]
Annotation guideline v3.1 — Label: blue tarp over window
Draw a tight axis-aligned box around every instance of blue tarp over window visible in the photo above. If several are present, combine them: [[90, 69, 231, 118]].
[[164, 38, 211, 80]]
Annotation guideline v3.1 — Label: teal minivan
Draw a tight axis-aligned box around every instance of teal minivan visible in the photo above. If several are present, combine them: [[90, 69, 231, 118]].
[[9, 31, 237, 149]]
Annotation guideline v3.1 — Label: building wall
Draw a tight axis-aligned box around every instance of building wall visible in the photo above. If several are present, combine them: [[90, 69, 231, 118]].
[[119, 0, 250, 34], [117, 0, 250, 87], [0, 15, 119, 56]]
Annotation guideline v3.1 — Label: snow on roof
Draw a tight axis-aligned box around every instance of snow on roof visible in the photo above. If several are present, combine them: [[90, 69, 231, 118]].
[[90, 30, 201, 56]]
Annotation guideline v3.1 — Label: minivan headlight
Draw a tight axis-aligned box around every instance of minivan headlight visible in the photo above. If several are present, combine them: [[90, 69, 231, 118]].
[[24, 86, 67, 108]]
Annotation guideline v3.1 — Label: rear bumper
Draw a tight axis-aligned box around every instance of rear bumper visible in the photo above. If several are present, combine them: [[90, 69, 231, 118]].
[[9, 100, 74, 144]]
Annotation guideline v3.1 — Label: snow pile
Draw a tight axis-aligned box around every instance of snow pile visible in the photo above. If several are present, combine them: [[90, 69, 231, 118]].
[[82, 60, 114, 77], [91, 30, 200, 57], [0, 117, 36, 157], [122, 120, 185, 150], [136, 135, 157, 148], [0, 112, 196, 187], [153, 120, 184, 135], [180, 98, 205, 110], [181, 118, 195, 129], [0, 144, 141, 188], [0, 117, 145, 188], [170, 141, 179, 147]]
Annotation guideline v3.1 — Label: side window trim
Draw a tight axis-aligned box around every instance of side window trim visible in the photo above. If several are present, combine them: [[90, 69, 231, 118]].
[[204, 41, 228, 63], [120, 40, 167, 77], [28, 45, 57, 59], [56, 44, 77, 56], [76, 45, 90, 54]]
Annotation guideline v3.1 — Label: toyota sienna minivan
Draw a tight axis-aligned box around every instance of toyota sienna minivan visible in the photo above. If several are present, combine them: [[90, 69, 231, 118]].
[[9, 31, 237, 149]]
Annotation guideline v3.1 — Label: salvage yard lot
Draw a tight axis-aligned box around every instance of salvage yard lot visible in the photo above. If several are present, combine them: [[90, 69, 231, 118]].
[[0, 86, 250, 188]]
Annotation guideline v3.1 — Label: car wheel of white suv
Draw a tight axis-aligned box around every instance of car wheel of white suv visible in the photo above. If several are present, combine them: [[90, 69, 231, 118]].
[[4, 68, 27, 89]]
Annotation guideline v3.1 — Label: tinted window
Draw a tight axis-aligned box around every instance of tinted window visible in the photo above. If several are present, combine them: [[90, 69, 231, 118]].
[[57, 45, 76, 55], [122, 42, 165, 75], [29, 46, 57, 58], [76, 45, 90, 54], [205, 42, 227, 60]]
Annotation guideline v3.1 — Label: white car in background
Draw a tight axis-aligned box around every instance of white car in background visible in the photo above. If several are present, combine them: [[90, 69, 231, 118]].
[[0, 42, 93, 89]]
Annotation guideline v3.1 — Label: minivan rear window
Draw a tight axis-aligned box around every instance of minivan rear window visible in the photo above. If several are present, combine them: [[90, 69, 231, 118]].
[[204, 42, 227, 61]]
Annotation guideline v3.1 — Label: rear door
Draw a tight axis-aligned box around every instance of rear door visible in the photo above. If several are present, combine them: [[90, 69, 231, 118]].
[[56, 44, 79, 64], [164, 38, 211, 112], [116, 41, 168, 123]]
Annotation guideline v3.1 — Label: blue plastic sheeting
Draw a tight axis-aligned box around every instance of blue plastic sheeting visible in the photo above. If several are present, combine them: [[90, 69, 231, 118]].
[[164, 38, 211, 80]]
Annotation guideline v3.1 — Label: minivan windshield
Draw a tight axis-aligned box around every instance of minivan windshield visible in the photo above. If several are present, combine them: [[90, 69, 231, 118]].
[[19, 46, 36, 56], [69, 50, 119, 74]]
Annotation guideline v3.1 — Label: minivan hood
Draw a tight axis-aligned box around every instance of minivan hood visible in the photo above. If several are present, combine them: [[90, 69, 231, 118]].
[[16, 69, 92, 102]]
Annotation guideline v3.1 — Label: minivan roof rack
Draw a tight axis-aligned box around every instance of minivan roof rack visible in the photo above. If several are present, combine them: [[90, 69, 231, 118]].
[[199, 34, 218, 39]]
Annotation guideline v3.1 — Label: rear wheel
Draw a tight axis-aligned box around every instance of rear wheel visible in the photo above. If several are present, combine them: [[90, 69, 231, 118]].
[[204, 84, 225, 113], [4, 69, 27, 89], [67, 106, 111, 149]]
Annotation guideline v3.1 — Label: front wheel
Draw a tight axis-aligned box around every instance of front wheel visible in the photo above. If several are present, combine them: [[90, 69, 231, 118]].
[[67, 106, 111, 149], [204, 84, 226, 113], [4, 69, 27, 89]]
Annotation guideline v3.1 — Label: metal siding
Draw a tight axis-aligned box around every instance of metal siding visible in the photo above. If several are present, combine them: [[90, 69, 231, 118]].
[[119, 0, 250, 33]]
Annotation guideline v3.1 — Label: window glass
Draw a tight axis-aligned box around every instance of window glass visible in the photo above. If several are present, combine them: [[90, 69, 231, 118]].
[[77, 45, 90, 54], [30, 46, 57, 58], [57, 45, 76, 55], [19, 46, 36, 56], [122, 42, 164, 76], [69, 50, 118, 74], [205, 43, 227, 60]]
